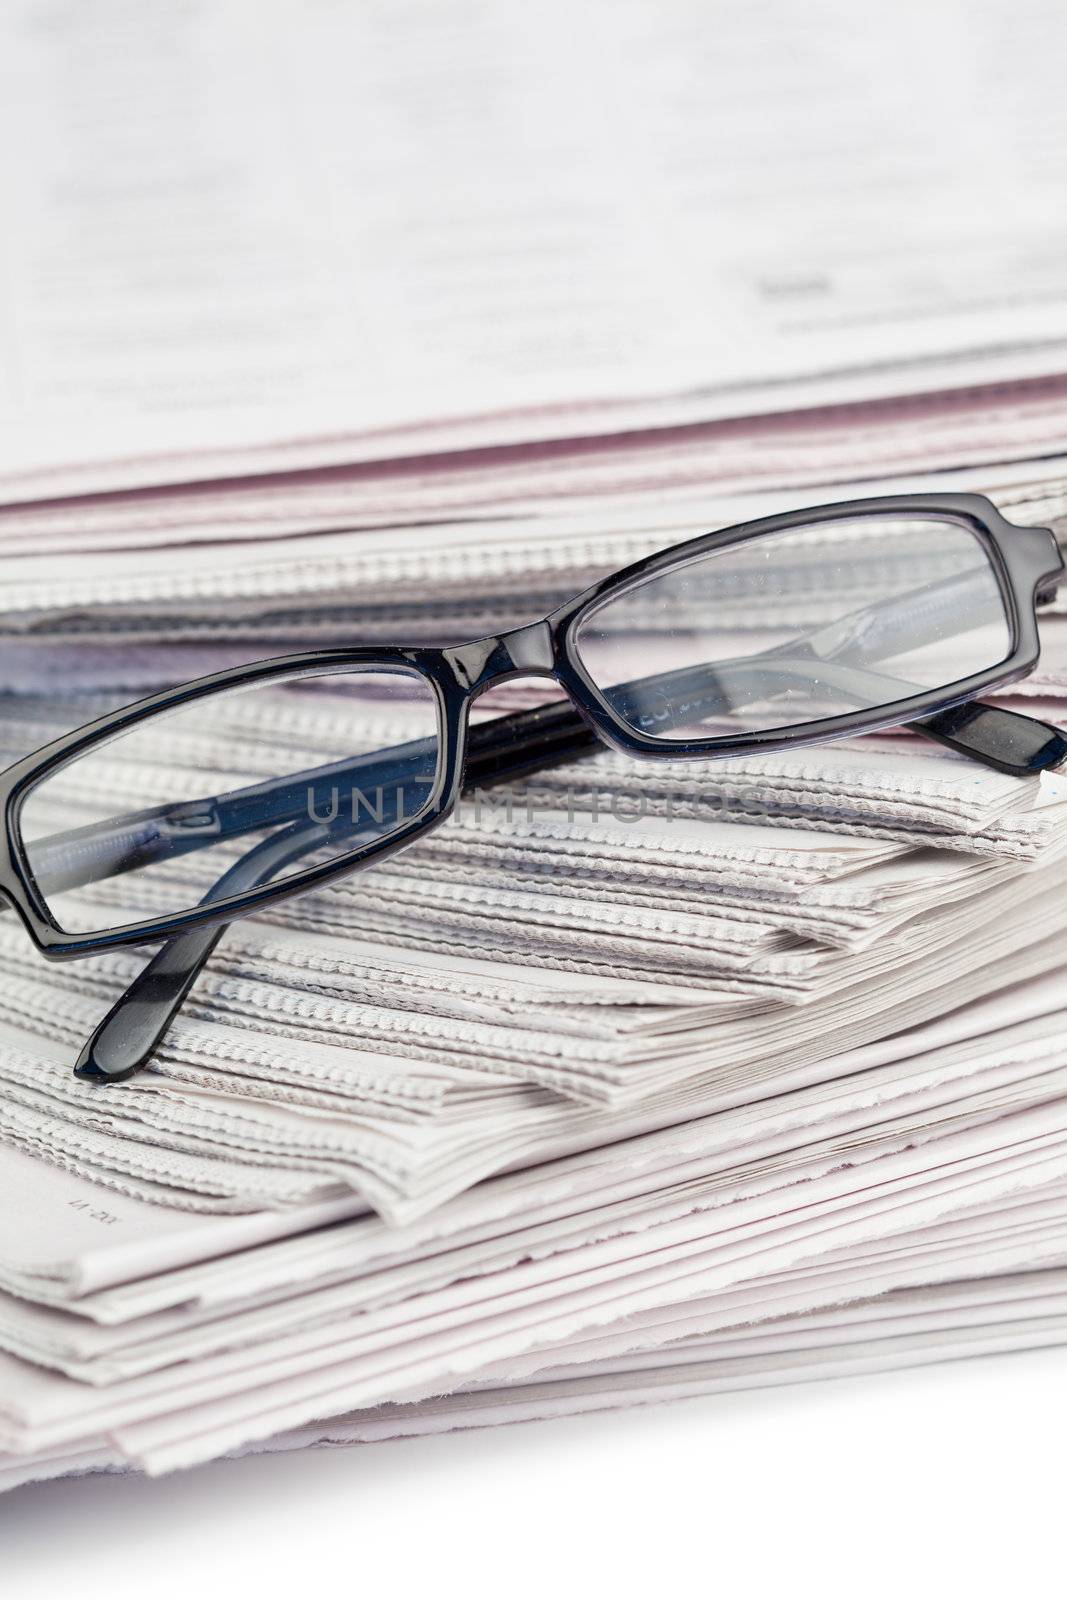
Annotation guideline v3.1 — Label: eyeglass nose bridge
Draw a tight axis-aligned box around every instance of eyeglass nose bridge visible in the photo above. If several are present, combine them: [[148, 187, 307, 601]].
[[445, 619, 558, 695]]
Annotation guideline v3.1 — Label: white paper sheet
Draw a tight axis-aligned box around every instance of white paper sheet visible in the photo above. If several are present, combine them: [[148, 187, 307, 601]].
[[6, 0, 1067, 495]]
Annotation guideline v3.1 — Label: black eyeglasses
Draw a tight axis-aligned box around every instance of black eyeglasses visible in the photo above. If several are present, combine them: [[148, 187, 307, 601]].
[[1, 492, 1063, 1082]]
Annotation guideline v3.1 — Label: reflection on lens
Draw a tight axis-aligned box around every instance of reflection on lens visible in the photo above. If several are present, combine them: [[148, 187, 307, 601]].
[[19, 665, 441, 935], [573, 515, 1011, 742]]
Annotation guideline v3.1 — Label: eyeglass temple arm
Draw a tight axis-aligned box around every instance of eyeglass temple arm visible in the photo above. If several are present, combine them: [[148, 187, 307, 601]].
[[73, 819, 333, 1082], [910, 700, 1067, 772], [73, 683, 1064, 1082], [606, 660, 1067, 778]]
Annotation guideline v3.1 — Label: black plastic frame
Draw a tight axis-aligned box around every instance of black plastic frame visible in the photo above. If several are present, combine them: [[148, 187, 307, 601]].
[[1, 491, 1061, 959]]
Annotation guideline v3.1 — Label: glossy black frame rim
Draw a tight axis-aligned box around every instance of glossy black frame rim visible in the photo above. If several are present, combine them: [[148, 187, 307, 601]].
[[1, 491, 1061, 958]]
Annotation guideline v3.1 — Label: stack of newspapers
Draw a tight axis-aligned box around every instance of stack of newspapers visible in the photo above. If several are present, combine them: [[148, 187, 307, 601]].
[[0, 452, 1066, 1492], [3, 0, 1067, 1494]]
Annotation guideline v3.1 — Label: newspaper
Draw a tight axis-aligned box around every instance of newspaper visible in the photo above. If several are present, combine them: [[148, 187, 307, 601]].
[[0, 481, 1063, 1482], [6, 0, 1067, 497], [0, 436, 1065, 1467]]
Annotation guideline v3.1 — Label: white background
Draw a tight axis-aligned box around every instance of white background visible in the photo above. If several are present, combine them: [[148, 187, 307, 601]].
[[5, 1346, 1064, 1598]]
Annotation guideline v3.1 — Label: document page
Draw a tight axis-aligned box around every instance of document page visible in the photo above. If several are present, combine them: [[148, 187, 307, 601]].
[[3, 0, 1067, 492]]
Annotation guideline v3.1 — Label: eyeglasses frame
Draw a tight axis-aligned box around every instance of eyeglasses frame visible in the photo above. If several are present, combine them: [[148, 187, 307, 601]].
[[1, 490, 1061, 959]]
